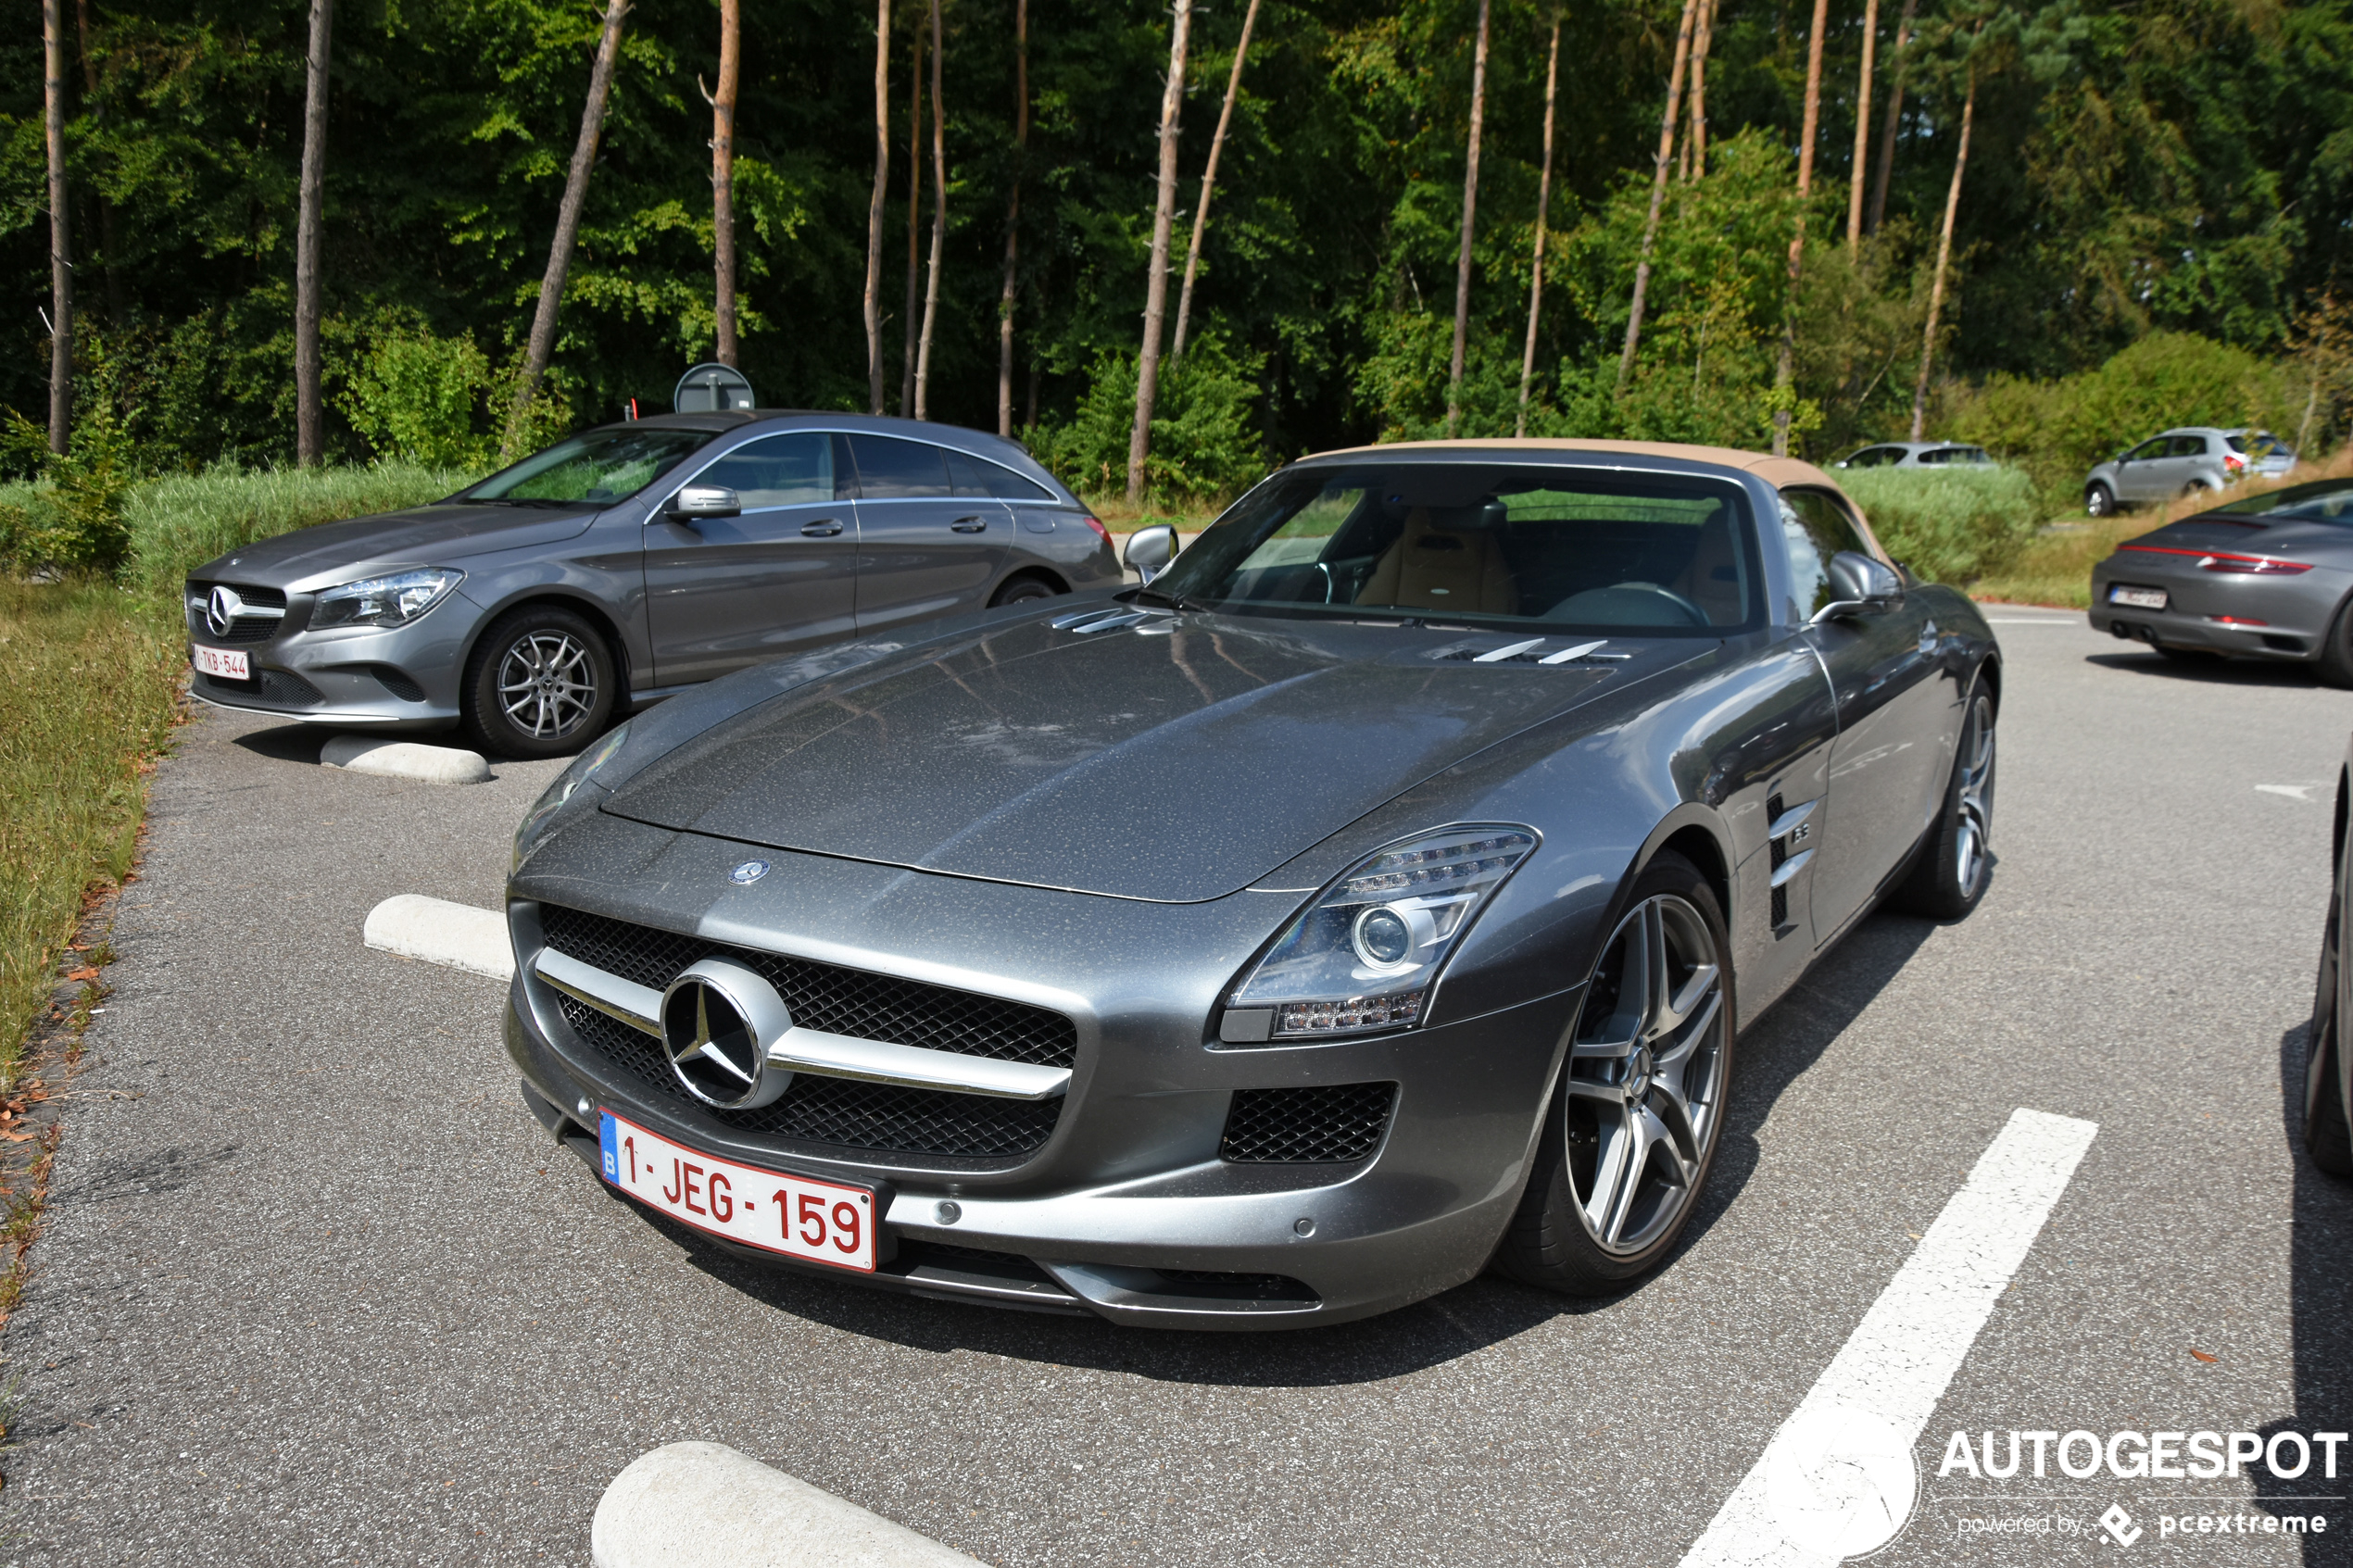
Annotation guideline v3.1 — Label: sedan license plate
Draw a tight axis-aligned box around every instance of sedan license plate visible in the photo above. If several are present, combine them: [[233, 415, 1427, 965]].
[[2108, 584, 2169, 610], [192, 644, 250, 680], [598, 1110, 876, 1272]]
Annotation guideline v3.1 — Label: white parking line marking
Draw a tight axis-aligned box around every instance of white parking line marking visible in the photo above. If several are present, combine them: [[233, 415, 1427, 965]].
[[2257, 784, 2319, 801], [1982, 617, 2080, 624], [362, 895, 514, 981], [1678, 1107, 2099, 1567]]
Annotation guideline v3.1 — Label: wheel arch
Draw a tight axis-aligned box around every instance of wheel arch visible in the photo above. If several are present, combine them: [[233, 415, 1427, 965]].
[[1632, 805, 1736, 937], [460, 589, 636, 698], [992, 565, 1070, 602]]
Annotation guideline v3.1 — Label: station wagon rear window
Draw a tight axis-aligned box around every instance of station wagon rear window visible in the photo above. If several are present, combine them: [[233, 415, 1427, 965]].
[[1157, 464, 1760, 632]]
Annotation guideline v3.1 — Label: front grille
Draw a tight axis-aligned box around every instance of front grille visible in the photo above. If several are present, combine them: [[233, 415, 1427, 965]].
[[557, 996, 1063, 1160], [538, 904, 1076, 1069], [1221, 1082, 1397, 1163], [187, 582, 291, 644], [195, 668, 325, 709]]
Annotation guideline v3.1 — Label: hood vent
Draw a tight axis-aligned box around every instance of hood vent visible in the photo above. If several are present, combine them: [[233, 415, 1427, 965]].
[[1428, 636, 1629, 666]]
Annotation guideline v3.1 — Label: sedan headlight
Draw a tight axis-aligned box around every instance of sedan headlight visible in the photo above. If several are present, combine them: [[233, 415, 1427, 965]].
[[1228, 826, 1537, 1038], [308, 568, 463, 631], [512, 721, 631, 868]]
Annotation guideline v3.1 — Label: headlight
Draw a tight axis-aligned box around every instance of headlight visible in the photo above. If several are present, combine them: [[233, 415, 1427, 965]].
[[1227, 826, 1537, 1038], [512, 721, 631, 868], [308, 568, 463, 630]]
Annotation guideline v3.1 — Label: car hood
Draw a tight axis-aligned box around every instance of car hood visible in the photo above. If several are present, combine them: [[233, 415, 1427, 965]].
[[190, 503, 601, 588], [601, 610, 1686, 902]]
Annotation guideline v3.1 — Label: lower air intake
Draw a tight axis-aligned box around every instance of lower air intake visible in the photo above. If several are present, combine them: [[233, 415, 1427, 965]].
[[1221, 1082, 1397, 1163]]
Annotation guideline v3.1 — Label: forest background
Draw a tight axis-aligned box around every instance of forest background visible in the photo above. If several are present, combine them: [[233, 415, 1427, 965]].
[[4, 0, 2352, 517]]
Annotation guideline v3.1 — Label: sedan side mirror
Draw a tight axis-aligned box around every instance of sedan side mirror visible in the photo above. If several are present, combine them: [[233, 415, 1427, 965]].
[[1811, 550, 1906, 623], [1123, 523, 1177, 584], [667, 484, 741, 521]]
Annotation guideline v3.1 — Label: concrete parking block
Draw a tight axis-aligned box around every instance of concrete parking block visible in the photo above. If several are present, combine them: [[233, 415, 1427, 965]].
[[362, 892, 513, 980], [592, 1443, 981, 1568], [321, 734, 493, 784]]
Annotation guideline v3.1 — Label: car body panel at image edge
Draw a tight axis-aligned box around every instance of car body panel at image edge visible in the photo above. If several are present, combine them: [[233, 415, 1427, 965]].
[[501, 437, 2000, 1328]]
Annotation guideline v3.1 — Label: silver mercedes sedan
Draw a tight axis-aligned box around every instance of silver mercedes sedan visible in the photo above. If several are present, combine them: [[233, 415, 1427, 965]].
[[183, 412, 1119, 758]]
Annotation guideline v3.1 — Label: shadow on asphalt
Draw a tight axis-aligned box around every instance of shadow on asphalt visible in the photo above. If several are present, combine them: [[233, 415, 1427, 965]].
[[618, 905, 1944, 1386], [2083, 649, 2324, 688], [231, 723, 331, 764], [2262, 1019, 2353, 1560]]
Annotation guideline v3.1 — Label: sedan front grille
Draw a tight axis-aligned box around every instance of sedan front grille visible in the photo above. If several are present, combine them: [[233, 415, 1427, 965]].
[[556, 997, 1062, 1160], [537, 904, 1076, 1069], [1221, 1083, 1397, 1163], [187, 582, 294, 644]]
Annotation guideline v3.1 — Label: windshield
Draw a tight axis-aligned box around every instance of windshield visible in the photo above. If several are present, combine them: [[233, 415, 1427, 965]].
[[456, 427, 715, 505], [2208, 480, 2353, 525], [1151, 463, 1758, 632]]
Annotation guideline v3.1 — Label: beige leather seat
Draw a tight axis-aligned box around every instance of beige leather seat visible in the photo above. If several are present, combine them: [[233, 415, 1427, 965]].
[[1356, 508, 1518, 615], [1671, 512, 1743, 625]]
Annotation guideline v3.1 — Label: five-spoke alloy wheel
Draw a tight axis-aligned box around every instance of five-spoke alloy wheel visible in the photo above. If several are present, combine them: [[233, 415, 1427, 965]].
[[1503, 851, 1732, 1293]]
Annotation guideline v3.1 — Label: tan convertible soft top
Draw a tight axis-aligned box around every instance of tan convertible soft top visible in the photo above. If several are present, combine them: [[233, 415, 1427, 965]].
[[1303, 436, 1892, 563]]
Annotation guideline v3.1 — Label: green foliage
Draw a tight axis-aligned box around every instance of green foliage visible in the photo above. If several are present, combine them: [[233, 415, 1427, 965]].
[[1944, 332, 2305, 507], [1840, 465, 2044, 587], [120, 461, 479, 596], [336, 324, 499, 470], [1031, 336, 1267, 506]]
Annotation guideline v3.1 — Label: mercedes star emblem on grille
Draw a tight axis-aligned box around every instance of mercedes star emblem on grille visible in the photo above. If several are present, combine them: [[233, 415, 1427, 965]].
[[658, 958, 793, 1110], [206, 585, 245, 638], [729, 859, 771, 884]]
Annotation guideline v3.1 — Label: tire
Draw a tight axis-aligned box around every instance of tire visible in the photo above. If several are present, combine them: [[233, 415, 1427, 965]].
[[2309, 858, 2353, 1177], [2085, 483, 2116, 518], [2318, 597, 2353, 690], [988, 573, 1061, 608], [1499, 851, 1734, 1296], [460, 604, 618, 760], [1894, 672, 1996, 920]]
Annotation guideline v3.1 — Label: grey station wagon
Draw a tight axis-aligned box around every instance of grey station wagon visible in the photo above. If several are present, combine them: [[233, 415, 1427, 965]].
[[183, 412, 1118, 758]]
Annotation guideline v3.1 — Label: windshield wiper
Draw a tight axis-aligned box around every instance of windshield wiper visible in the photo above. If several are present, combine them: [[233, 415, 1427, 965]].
[[467, 495, 578, 508]]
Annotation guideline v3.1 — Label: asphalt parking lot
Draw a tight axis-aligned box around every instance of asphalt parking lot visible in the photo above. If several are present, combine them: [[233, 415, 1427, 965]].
[[6, 610, 2351, 1566]]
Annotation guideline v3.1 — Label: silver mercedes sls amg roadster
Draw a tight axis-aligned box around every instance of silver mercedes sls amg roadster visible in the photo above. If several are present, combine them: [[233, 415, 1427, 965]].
[[503, 439, 2002, 1328]]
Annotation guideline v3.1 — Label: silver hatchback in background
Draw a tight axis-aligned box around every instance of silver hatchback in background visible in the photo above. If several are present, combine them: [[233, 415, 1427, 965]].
[[183, 412, 1119, 758], [1835, 441, 1994, 470], [2083, 427, 2296, 516]]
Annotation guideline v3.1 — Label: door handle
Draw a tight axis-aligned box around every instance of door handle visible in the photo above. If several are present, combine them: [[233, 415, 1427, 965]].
[[799, 520, 843, 537], [950, 516, 989, 533]]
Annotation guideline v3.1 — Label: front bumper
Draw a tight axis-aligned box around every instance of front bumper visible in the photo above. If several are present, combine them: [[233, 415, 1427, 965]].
[[183, 595, 474, 729], [503, 932, 1576, 1331]]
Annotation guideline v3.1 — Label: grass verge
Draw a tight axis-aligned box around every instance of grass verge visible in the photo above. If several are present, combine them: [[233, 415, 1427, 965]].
[[0, 582, 184, 1081]]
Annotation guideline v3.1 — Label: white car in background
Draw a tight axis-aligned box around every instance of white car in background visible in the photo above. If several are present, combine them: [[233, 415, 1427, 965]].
[[2083, 427, 2297, 516]]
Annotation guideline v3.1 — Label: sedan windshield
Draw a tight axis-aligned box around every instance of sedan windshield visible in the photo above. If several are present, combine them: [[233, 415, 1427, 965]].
[[456, 427, 715, 506], [2207, 480, 2353, 524], [1152, 463, 1757, 632]]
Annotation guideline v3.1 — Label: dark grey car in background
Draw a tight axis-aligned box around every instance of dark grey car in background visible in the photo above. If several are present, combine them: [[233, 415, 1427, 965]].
[[502, 438, 2001, 1328], [2089, 478, 2353, 681], [183, 412, 1118, 757]]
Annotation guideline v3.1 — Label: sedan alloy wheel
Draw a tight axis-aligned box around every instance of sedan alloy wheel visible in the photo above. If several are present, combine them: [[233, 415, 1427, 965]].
[[462, 604, 617, 759]]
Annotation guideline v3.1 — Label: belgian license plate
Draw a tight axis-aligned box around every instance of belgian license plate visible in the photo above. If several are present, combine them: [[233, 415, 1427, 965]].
[[2108, 584, 2168, 610], [598, 1110, 876, 1272], [192, 645, 250, 680]]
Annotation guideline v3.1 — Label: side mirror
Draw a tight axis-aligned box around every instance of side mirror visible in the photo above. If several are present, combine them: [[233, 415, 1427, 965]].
[[1123, 523, 1177, 584], [1811, 550, 1906, 623], [667, 484, 740, 521]]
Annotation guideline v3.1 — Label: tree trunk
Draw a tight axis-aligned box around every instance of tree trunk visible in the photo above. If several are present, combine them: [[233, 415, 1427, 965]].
[[710, 0, 740, 366], [1866, 0, 1918, 235], [1444, 0, 1491, 438], [1516, 7, 1562, 437], [1125, 0, 1192, 507], [295, 0, 333, 466], [997, 0, 1027, 436], [1845, 0, 1879, 246], [506, 0, 630, 458], [913, 0, 945, 420], [42, 0, 72, 455], [863, 0, 891, 413], [1687, 0, 1714, 182], [1171, 0, 1261, 364], [75, 0, 122, 323], [1910, 67, 1974, 441], [1768, 0, 1831, 457], [900, 11, 924, 415], [1614, 0, 1699, 396]]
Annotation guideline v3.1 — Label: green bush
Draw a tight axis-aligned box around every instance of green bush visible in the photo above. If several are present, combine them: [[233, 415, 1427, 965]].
[[122, 461, 480, 595], [1030, 335, 1266, 505], [1840, 465, 2043, 586]]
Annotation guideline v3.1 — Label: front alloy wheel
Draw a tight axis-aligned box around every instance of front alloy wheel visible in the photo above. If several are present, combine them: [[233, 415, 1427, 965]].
[[1501, 852, 1732, 1294], [461, 605, 617, 759]]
